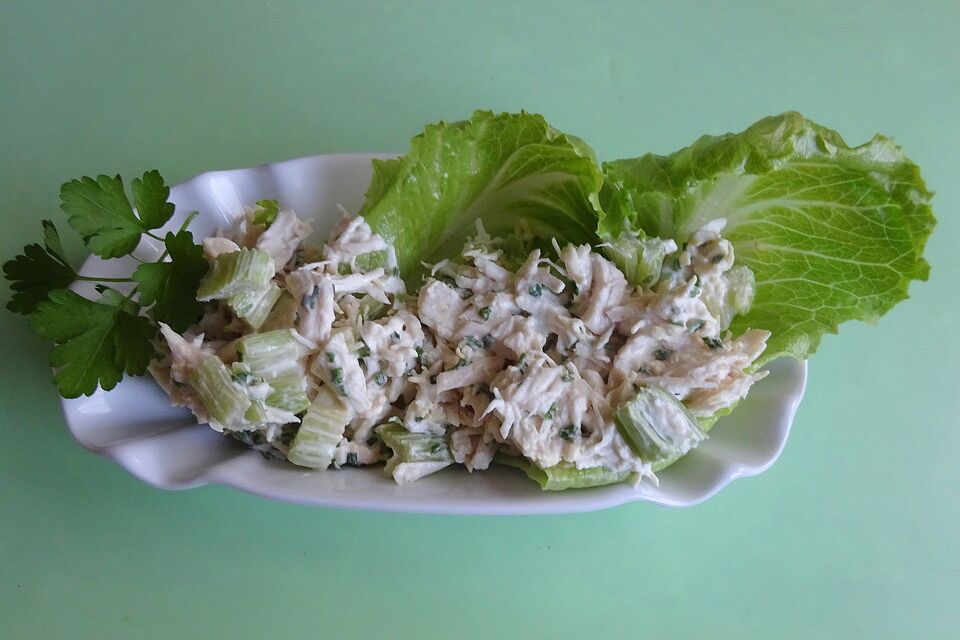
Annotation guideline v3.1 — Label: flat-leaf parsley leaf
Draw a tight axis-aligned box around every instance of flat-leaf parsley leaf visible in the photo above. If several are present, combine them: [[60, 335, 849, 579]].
[[60, 171, 175, 258], [3, 221, 76, 314], [133, 230, 208, 331], [30, 290, 156, 398]]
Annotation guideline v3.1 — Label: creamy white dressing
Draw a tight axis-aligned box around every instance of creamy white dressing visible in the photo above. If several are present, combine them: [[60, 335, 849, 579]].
[[154, 206, 770, 486]]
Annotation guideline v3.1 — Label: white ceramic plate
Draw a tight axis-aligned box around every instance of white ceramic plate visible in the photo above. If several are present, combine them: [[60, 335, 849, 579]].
[[60, 153, 807, 514]]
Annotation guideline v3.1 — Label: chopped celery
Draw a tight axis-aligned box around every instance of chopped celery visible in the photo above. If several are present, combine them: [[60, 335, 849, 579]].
[[388, 460, 451, 484], [238, 329, 309, 415], [353, 249, 388, 272], [615, 384, 705, 462], [378, 425, 452, 463], [252, 199, 280, 226], [494, 454, 633, 491], [259, 290, 299, 332], [237, 329, 302, 381], [377, 424, 452, 484], [188, 355, 251, 430], [196, 248, 274, 301], [288, 386, 350, 468], [244, 400, 268, 424], [717, 264, 756, 329], [265, 378, 310, 414], [227, 282, 282, 330], [228, 361, 263, 387], [602, 235, 676, 288], [358, 296, 388, 320]]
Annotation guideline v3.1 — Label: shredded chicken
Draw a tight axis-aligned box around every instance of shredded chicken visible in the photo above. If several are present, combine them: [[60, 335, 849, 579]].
[[152, 205, 769, 486]]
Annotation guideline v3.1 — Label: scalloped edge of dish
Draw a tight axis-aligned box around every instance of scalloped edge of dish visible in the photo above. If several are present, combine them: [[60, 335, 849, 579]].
[[58, 153, 808, 514]]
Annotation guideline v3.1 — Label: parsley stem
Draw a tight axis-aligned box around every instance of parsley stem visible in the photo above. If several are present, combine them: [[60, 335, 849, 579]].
[[145, 231, 165, 242], [156, 211, 200, 262], [176, 211, 200, 234], [75, 275, 135, 283]]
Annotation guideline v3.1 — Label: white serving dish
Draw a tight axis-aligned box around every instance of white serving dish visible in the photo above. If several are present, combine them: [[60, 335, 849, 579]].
[[60, 153, 807, 514]]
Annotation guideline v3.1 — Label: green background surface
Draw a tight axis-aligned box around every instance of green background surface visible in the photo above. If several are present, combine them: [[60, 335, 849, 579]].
[[1, 2, 957, 638]]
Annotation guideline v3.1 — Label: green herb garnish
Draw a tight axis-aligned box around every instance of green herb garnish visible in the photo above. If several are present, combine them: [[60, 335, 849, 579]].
[[544, 402, 558, 420], [558, 424, 577, 441], [703, 336, 724, 350], [4, 171, 207, 397], [252, 199, 280, 226]]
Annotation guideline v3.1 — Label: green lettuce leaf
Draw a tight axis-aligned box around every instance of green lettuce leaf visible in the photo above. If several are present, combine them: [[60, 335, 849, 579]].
[[601, 112, 935, 361], [359, 110, 604, 284]]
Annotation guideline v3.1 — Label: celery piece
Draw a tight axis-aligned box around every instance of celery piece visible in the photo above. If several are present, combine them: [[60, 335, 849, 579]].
[[259, 290, 298, 332], [196, 248, 273, 301], [238, 329, 310, 414], [237, 329, 302, 381], [353, 249, 388, 272], [244, 400, 268, 424], [494, 454, 633, 491], [287, 386, 350, 468], [265, 378, 310, 414], [603, 235, 675, 288], [614, 384, 705, 462], [377, 424, 452, 484], [188, 355, 251, 430], [227, 282, 282, 330], [377, 425, 452, 463]]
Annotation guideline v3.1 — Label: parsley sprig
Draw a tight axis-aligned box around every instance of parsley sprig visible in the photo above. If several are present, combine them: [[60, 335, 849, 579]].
[[3, 171, 208, 398]]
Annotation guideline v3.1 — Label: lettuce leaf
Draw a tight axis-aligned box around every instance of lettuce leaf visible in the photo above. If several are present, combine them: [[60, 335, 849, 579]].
[[601, 112, 935, 362], [359, 110, 603, 284]]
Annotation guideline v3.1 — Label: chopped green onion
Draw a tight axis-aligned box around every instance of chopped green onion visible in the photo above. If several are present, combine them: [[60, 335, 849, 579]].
[[558, 424, 577, 441], [301, 285, 320, 310], [544, 402, 557, 420], [686, 318, 705, 334], [702, 336, 724, 349], [462, 335, 484, 350], [528, 284, 543, 297], [478, 306, 491, 320]]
